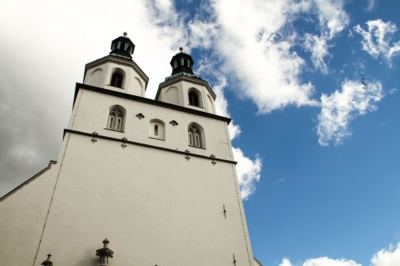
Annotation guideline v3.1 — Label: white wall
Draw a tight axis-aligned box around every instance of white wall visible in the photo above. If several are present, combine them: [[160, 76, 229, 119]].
[[70, 89, 233, 160], [83, 59, 147, 97], [157, 78, 217, 114], [0, 163, 58, 266], [34, 133, 254, 266], [0, 87, 254, 266]]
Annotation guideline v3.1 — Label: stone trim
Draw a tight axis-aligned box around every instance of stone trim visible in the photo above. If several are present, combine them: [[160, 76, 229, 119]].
[[64, 129, 237, 165]]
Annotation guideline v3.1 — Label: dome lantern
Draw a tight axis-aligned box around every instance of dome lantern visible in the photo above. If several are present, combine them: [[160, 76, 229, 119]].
[[170, 47, 195, 75], [109, 32, 135, 60]]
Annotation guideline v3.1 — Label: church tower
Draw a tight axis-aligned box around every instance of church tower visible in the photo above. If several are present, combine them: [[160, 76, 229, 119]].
[[0, 34, 259, 266]]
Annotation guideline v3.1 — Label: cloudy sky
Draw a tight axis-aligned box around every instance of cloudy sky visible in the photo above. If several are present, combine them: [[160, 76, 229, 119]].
[[1, 0, 400, 265]]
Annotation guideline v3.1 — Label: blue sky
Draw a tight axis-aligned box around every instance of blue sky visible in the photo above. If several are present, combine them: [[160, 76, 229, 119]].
[[1, 0, 400, 265]]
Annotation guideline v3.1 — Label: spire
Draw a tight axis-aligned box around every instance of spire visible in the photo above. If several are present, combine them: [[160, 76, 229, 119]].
[[170, 47, 195, 75], [109, 32, 135, 61]]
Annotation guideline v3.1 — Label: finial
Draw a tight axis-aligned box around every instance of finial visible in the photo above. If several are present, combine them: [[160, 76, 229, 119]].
[[179, 47, 183, 52], [96, 238, 114, 265], [41, 254, 53, 266], [123, 32, 128, 37]]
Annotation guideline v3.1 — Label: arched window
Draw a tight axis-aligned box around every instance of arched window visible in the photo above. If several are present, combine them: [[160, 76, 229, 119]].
[[189, 92, 199, 106], [111, 72, 123, 88], [107, 107, 125, 131], [188, 124, 203, 148]]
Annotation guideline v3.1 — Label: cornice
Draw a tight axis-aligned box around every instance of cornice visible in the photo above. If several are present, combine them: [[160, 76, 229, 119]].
[[74, 83, 231, 124], [64, 129, 237, 165]]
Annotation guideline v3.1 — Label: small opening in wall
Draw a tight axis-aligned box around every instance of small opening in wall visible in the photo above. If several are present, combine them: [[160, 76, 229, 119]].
[[109, 117, 114, 128], [189, 92, 199, 107], [154, 125, 159, 136], [111, 73, 123, 88]]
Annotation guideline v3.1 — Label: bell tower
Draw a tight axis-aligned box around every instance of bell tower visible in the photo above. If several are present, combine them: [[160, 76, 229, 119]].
[[0, 35, 259, 266], [156, 48, 217, 114], [83, 32, 148, 97]]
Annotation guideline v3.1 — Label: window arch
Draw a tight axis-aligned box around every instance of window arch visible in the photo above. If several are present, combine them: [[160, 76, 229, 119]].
[[188, 123, 205, 148], [149, 119, 165, 140], [107, 106, 126, 132], [188, 89, 202, 107], [110, 72, 123, 88]]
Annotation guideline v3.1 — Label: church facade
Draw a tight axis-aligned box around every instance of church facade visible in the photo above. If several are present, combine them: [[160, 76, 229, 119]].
[[0, 34, 261, 266]]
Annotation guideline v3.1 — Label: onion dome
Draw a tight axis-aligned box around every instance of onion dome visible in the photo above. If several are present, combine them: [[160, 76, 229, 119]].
[[109, 32, 135, 60]]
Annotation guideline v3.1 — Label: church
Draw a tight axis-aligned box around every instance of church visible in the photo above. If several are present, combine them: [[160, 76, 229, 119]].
[[0, 33, 261, 266]]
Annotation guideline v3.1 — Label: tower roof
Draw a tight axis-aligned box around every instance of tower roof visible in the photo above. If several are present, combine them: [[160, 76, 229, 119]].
[[109, 32, 135, 61], [170, 47, 195, 75]]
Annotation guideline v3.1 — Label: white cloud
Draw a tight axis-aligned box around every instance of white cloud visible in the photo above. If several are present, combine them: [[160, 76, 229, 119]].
[[209, 0, 318, 113], [317, 80, 383, 146], [280, 258, 294, 266], [371, 243, 400, 266], [278, 243, 400, 266], [354, 20, 400, 66], [303, 33, 330, 73], [279, 257, 361, 266], [212, 76, 242, 140], [232, 148, 262, 200], [275, 178, 286, 183], [313, 0, 349, 39], [301, 0, 349, 73], [366, 0, 377, 12], [189, 0, 351, 113]]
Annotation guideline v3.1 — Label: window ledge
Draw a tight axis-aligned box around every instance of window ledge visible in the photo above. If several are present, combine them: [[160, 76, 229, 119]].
[[188, 145, 206, 150], [149, 137, 165, 141], [188, 104, 203, 109], [104, 128, 125, 133], [106, 84, 125, 89]]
